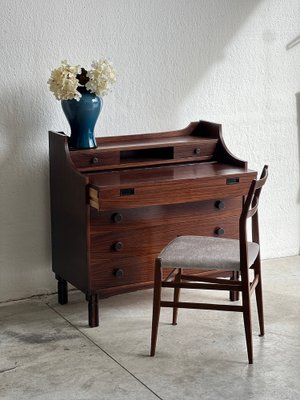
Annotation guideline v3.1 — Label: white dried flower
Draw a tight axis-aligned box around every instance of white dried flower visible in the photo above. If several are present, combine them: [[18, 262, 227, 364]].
[[48, 59, 117, 101], [48, 60, 82, 101], [85, 59, 117, 97]]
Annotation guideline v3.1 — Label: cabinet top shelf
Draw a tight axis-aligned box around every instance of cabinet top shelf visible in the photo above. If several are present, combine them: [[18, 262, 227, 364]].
[[49, 120, 247, 173]]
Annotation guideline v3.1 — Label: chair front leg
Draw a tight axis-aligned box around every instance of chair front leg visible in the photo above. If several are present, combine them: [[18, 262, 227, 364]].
[[241, 277, 253, 364], [150, 259, 162, 356]]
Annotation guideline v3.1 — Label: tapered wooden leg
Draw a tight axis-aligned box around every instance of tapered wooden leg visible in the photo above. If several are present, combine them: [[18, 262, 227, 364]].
[[150, 259, 162, 356], [254, 258, 264, 336], [88, 294, 99, 328], [172, 269, 181, 325], [230, 271, 240, 301], [56, 275, 68, 305], [241, 285, 253, 364]]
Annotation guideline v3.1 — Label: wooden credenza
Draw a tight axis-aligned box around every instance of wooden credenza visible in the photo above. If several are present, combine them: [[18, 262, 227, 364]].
[[49, 121, 256, 327]]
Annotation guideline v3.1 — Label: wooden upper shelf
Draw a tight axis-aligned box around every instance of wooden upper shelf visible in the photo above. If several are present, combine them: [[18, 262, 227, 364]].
[[64, 120, 246, 172]]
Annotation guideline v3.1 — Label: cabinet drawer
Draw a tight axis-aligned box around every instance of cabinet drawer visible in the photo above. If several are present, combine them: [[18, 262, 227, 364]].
[[174, 142, 217, 159], [90, 255, 154, 290], [90, 197, 242, 234], [90, 216, 238, 290], [90, 216, 239, 262], [70, 150, 119, 169], [88, 165, 255, 211]]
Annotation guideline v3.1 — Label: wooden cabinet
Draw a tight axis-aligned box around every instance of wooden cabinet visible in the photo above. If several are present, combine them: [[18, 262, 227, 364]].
[[49, 120, 256, 327]]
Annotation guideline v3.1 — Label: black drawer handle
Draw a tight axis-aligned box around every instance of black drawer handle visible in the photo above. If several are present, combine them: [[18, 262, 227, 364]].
[[91, 157, 99, 164], [194, 148, 201, 155], [226, 177, 239, 185], [113, 268, 124, 278], [120, 188, 135, 196], [112, 241, 124, 252], [112, 213, 123, 223], [215, 200, 225, 209], [215, 227, 225, 236]]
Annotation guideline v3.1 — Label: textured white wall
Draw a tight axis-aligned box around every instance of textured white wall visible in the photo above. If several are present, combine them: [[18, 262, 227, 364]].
[[0, 0, 299, 302]]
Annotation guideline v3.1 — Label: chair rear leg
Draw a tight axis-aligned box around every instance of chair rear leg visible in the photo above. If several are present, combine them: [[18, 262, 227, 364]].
[[230, 271, 240, 301], [254, 258, 264, 336], [172, 268, 181, 325], [150, 259, 162, 356]]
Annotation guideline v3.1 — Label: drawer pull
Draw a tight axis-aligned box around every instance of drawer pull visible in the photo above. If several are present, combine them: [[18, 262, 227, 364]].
[[112, 213, 123, 223], [120, 188, 135, 196], [112, 241, 124, 252], [215, 200, 225, 209], [226, 177, 239, 185], [194, 147, 201, 155], [113, 268, 124, 278], [215, 227, 225, 236], [91, 157, 99, 164]]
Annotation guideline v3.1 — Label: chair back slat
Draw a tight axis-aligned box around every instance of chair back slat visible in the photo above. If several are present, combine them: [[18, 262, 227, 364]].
[[239, 165, 268, 268], [247, 202, 259, 219], [241, 165, 268, 223]]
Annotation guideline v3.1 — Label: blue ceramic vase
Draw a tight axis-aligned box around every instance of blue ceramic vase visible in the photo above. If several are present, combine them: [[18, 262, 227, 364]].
[[61, 86, 102, 149]]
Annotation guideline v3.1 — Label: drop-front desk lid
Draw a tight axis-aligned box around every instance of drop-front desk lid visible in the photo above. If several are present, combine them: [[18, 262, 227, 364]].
[[88, 162, 256, 211]]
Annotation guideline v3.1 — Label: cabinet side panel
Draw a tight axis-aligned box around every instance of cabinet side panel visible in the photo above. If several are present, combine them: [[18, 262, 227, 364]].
[[49, 132, 89, 293]]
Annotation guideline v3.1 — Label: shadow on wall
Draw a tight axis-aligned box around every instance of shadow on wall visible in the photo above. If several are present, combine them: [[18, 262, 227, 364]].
[[114, 0, 262, 132], [296, 92, 300, 195], [0, 85, 52, 299], [296, 92, 300, 196], [286, 34, 300, 50], [296, 92, 300, 254]]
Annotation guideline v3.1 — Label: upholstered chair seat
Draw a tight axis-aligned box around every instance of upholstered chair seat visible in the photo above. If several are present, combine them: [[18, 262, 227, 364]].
[[159, 236, 260, 271]]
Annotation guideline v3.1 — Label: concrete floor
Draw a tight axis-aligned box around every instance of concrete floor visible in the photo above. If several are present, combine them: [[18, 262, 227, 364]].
[[1, 256, 300, 400]]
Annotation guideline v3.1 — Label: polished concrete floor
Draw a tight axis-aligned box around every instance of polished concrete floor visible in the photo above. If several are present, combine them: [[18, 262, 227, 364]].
[[1, 256, 300, 400]]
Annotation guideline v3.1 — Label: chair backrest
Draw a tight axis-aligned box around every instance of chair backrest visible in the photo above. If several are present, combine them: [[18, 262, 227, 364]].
[[239, 165, 269, 267]]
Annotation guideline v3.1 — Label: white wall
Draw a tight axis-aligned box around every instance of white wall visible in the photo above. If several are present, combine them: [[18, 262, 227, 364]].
[[0, 0, 299, 302]]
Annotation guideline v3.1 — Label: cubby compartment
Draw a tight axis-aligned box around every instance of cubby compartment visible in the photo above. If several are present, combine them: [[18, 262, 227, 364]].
[[120, 146, 174, 163]]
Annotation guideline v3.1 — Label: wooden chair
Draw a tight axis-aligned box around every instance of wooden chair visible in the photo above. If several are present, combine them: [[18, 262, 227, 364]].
[[150, 165, 268, 364]]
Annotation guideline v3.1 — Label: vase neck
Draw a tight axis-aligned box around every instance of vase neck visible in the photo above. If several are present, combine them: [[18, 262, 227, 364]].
[[77, 85, 89, 95]]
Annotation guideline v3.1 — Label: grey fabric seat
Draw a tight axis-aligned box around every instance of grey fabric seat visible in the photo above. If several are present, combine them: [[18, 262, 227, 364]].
[[159, 235, 260, 271]]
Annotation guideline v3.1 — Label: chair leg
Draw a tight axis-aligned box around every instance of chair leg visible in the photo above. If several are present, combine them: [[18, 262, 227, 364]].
[[150, 259, 162, 356], [230, 271, 240, 301], [254, 258, 264, 336], [241, 284, 253, 364], [172, 268, 181, 325]]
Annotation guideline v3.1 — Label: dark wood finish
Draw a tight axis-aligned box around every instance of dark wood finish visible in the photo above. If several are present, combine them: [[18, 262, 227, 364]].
[[56, 275, 68, 305], [150, 166, 268, 364], [49, 132, 89, 294], [49, 121, 257, 327], [150, 259, 162, 357], [87, 163, 254, 211], [88, 294, 99, 327], [230, 271, 240, 302]]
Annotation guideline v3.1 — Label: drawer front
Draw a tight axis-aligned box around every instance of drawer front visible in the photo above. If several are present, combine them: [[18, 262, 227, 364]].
[[90, 217, 239, 260], [89, 197, 242, 291], [90, 255, 154, 290], [90, 215, 239, 291], [174, 142, 217, 159], [70, 150, 119, 169], [90, 173, 254, 211], [90, 197, 242, 234]]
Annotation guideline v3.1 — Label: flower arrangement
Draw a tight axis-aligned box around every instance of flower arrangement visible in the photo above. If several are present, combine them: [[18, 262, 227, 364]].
[[48, 59, 117, 101]]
